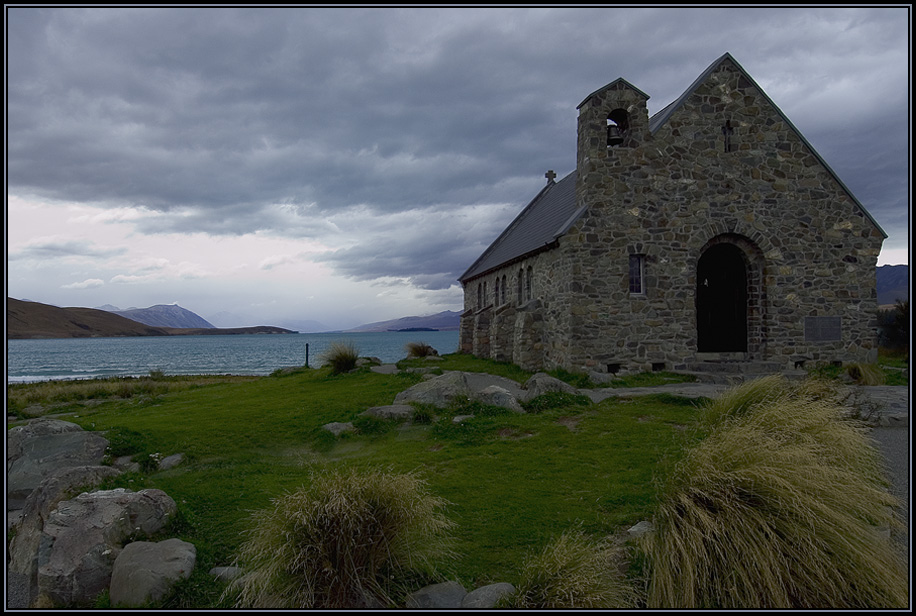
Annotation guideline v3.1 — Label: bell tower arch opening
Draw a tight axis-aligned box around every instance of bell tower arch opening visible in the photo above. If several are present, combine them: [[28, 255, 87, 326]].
[[697, 242, 749, 353]]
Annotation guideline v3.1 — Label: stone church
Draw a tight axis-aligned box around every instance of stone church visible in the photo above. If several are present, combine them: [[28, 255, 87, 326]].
[[458, 53, 886, 375]]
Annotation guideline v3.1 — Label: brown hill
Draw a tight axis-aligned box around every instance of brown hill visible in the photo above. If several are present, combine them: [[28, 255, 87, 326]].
[[7, 298, 170, 339], [7, 299, 298, 339]]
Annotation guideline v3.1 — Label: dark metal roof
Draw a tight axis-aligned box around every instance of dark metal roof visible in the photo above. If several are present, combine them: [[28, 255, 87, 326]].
[[459, 171, 580, 283]]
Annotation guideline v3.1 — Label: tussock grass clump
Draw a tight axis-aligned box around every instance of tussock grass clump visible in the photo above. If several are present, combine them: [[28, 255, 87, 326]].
[[228, 469, 455, 609], [642, 376, 908, 609], [404, 341, 437, 358], [522, 392, 591, 413], [502, 530, 636, 609], [846, 362, 886, 386], [321, 341, 360, 374]]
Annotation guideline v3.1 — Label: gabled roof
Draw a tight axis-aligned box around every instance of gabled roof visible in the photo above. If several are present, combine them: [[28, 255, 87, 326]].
[[577, 77, 649, 109], [459, 171, 581, 283], [648, 52, 886, 238]]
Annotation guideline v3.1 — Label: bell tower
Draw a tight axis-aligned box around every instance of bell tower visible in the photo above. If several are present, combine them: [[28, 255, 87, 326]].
[[576, 78, 650, 173]]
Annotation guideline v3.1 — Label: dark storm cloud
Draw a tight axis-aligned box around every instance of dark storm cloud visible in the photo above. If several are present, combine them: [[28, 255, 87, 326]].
[[7, 7, 910, 289]]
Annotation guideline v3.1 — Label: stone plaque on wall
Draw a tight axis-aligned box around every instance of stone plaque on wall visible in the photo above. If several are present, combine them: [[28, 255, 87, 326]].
[[804, 316, 842, 342]]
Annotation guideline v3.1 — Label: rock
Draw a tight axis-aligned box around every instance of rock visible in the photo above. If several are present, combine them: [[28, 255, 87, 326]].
[[473, 385, 524, 413], [394, 372, 472, 408], [406, 581, 468, 609], [209, 566, 244, 582], [322, 422, 356, 436], [627, 520, 655, 538], [157, 453, 184, 471], [9, 466, 122, 584], [36, 488, 177, 606], [7, 419, 85, 461], [112, 456, 140, 473], [8, 421, 109, 511], [109, 538, 196, 607], [452, 414, 474, 423], [360, 405, 415, 421], [356, 357, 382, 367], [461, 582, 516, 608], [522, 373, 579, 402]]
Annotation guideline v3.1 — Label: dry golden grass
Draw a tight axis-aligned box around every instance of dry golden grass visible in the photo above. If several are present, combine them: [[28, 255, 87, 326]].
[[228, 468, 454, 609], [502, 530, 637, 609], [642, 377, 908, 609]]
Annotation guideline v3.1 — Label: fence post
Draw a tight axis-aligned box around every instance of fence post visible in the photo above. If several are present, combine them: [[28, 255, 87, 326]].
[[305, 343, 309, 368]]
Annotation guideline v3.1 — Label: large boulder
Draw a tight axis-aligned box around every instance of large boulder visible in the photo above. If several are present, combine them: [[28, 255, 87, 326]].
[[472, 386, 524, 413], [8, 420, 109, 511], [394, 372, 471, 408], [109, 538, 197, 607], [35, 488, 177, 607], [9, 465, 122, 584], [522, 373, 580, 402]]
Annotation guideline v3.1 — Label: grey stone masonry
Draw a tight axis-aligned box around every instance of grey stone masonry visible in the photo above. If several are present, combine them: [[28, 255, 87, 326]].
[[459, 53, 884, 375]]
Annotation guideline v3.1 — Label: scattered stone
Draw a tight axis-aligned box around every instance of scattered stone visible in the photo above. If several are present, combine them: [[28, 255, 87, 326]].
[[209, 566, 244, 583], [360, 405, 415, 421], [109, 538, 196, 607], [452, 414, 474, 423], [356, 357, 382, 367], [111, 455, 140, 473], [627, 520, 655, 538], [157, 453, 184, 471], [36, 488, 177, 606], [369, 364, 400, 375], [556, 416, 580, 432], [394, 372, 471, 408], [461, 582, 516, 608], [473, 385, 524, 413], [322, 422, 356, 437], [424, 355, 445, 361], [406, 581, 468, 609]]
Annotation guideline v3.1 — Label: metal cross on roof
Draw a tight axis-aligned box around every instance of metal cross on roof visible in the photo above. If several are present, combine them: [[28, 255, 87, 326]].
[[545, 169, 557, 183]]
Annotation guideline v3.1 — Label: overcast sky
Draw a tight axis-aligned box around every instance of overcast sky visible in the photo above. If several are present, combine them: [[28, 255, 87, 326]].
[[6, 6, 910, 331]]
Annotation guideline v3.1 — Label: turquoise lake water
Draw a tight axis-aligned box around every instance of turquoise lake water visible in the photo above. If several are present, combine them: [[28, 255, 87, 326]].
[[6, 331, 460, 383]]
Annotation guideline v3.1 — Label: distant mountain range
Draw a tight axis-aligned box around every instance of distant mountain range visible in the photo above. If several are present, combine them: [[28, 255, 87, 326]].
[[343, 310, 461, 333], [7, 299, 296, 339], [876, 264, 908, 306], [99, 304, 216, 329]]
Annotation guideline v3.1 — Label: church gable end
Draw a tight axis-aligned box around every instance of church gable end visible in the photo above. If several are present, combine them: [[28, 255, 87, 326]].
[[459, 53, 884, 375]]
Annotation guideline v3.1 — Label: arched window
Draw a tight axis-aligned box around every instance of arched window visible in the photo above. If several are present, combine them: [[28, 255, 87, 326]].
[[526, 267, 533, 301], [501, 275, 507, 305], [494, 278, 500, 306], [517, 270, 524, 303], [477, 284, 482, 309], [483, 282, 488, 307]]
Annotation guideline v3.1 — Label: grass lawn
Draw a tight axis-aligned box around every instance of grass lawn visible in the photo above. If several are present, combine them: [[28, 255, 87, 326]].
[[8, 361, 702, 607]]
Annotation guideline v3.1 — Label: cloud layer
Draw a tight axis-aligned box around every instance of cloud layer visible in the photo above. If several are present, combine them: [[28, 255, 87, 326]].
[[7, 7, 909, 327]]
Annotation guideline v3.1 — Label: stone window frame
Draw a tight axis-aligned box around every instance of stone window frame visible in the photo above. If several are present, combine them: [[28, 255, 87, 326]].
[[477, 284, 482, 309], [517, 269, 524, 304], [501, 275, 507, 305], [494, 277, 500, 307], [526, 267, 533, 301], [628, 253, 646, 295]]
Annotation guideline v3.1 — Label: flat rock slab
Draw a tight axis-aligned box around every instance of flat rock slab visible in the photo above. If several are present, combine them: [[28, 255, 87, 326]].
[[369, 364, 400, 375]]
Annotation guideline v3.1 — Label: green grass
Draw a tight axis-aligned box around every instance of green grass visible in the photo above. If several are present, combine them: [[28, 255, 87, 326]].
[[9, 360, 902, 608], [396, 353, 533, 383], [9, 365, 698, 606]]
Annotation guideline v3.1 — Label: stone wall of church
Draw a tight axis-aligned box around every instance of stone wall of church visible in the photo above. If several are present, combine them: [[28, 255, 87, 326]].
[[561, 60, 883, 373]]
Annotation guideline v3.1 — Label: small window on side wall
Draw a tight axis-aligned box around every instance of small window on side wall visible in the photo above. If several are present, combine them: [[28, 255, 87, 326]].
[[629, 254, 645, 295]]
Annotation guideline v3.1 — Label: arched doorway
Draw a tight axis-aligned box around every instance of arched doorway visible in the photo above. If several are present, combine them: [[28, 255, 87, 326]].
[[697, 243, 748, 352]]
